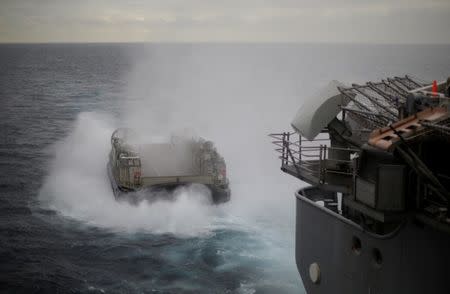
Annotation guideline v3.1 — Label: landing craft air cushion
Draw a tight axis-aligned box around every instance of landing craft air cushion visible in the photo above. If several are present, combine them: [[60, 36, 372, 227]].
[[107, 129, 230, 204]]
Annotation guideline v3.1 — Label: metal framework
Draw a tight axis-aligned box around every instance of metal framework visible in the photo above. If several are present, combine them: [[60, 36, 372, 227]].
[[271, 75, 450, 236], [421, 118, 450, 137], [339, 75, 427, 130], [269, 76, 450, 191], [269, 132, 357, 186]]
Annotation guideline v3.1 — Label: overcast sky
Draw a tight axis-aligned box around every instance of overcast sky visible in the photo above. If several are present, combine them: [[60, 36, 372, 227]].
[[1, 0, 450, 43]]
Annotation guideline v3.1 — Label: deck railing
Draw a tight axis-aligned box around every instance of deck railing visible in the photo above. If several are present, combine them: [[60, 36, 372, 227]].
[[269, 132, 358, 184]]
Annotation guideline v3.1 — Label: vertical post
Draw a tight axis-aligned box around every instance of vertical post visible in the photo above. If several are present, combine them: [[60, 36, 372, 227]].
[[286, 132, 290, 165], [319, 145, 323, 184], [281, 132, 286, 166], [298, 133, 302, 162], [323, 145, 327, 184]]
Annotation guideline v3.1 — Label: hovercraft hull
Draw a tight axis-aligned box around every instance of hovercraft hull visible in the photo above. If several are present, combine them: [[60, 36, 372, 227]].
[[107, 162, 230, 204]]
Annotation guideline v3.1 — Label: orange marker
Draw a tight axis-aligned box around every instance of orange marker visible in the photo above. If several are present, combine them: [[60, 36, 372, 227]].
[[432, 80, 438, 96]]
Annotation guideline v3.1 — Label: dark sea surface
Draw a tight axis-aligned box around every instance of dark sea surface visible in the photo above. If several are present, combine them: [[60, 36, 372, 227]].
[[0, 43, 449, 293]]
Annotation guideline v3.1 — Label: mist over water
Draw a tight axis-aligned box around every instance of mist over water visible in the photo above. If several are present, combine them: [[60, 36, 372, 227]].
[[39, 44, 305, 239], [39, 112, 224, 237], [32, 44, 305, 293]]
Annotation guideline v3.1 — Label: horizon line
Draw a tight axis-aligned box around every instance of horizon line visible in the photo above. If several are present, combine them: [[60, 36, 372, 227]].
[[1, 41, 450, 46]]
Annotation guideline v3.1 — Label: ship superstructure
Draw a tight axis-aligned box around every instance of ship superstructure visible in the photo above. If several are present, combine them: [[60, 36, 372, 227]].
[[271, 76, 450, 293]]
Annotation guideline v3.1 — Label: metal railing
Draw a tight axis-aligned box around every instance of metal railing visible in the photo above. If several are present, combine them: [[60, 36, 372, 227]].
[[269, 132, 358, 184]]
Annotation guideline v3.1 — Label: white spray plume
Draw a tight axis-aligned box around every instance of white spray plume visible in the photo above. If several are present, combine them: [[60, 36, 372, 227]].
[[120, 46, 302, 216], [39, 112, 220, 237], [40, 45, 306, 237]]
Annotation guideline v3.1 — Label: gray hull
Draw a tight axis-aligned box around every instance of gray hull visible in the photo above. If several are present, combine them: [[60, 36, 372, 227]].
[[296, 187, 450, 294]]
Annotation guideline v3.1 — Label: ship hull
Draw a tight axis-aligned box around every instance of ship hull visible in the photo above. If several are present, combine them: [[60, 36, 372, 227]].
[[296, 187, 450, 294], [107, 162, 230, 204]]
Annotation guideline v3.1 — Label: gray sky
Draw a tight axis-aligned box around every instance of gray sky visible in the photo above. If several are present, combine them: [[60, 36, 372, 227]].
[[1, 0, 450, 43]]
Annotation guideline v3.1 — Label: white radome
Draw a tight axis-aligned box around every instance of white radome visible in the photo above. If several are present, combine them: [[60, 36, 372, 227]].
[[291, 80, 350, 140]]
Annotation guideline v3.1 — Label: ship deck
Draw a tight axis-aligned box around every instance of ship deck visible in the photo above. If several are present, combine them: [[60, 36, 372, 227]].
[[138, 143, 198, 177]]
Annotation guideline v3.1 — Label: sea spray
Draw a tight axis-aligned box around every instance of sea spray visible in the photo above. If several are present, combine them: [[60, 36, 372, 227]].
[[39, 112, 220, 237], [38, 45, 303, 291]]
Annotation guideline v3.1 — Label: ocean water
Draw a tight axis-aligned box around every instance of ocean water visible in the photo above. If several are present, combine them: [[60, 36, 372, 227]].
[[1, 43, 449, 293]]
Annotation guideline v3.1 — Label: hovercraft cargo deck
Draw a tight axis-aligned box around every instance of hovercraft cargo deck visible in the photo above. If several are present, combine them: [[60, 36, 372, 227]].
[[108, 129, 230, 204]]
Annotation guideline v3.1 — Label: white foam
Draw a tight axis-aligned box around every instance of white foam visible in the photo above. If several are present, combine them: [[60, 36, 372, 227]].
[[39, 112, 220, 237]]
